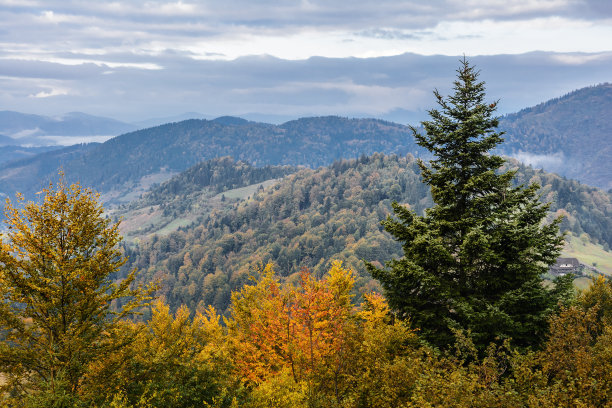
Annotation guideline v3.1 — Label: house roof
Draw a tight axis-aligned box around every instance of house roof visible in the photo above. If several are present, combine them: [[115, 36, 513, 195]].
[[554, 257, 580, 267]]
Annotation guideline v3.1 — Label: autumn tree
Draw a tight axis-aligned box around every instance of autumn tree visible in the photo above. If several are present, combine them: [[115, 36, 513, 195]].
[[368, 59, 569, 351], [0, 177, 152, 405], [88, 301, 237, 408]]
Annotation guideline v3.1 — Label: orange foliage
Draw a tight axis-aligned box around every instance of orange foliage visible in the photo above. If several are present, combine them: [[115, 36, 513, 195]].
[[228, 261, 354, 385]]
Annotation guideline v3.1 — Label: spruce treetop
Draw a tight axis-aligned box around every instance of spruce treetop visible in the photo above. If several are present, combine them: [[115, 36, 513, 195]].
[[368, 59, 567, 351]]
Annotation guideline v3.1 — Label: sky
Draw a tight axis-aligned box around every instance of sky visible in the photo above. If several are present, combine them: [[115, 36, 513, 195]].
[[1, 0, 611, 124]]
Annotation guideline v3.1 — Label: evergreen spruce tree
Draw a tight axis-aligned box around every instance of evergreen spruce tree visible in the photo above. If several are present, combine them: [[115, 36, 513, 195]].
[[368, 59, 569, 351]]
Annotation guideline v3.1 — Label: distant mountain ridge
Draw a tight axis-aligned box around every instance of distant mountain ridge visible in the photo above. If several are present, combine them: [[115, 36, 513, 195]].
[[1, 83, 611, 201], [0, 116, 425, 202], [0, 111, 136, 145], [498, 83, 612, 189]]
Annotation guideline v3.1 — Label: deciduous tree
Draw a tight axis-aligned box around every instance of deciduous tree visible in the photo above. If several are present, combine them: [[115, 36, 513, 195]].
[[0, 177, 152, 405]]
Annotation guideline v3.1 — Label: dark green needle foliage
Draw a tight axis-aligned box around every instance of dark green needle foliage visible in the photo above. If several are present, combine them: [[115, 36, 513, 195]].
[[368, 59, 570, 351]]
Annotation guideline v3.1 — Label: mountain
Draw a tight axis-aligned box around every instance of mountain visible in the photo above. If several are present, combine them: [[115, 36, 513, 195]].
[[0, 144, 99, 198], [0, 117, 424, 202], [0, 146, 64, 167], [499, 83, 612, 190], [0, 134, 16, 146], [0, 111, 137, 145], [131, 112, 209, 129], [1, 84, 611, 202], [118, 154, 612, 314]]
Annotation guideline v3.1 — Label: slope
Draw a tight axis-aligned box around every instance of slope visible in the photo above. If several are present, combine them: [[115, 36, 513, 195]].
[[111, 157, 297, 241], [499, 83, 612, 189], [119, 153, 612, 315], [0, 117, 423, 202]]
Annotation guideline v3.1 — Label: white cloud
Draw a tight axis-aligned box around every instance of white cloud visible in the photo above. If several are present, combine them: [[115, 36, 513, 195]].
[[31, 87, 69, 98], [0, 1, 611, 122]]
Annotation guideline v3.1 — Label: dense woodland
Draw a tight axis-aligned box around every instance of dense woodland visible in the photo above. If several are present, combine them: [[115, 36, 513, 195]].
[[119, 154, 612, 316]]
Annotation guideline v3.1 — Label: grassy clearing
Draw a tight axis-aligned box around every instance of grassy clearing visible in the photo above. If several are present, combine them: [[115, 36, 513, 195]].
[[561, 233, 612, 276], [155, 217, 194, 236], [219, 179, 280, 200], [573, 277, 595, 291]]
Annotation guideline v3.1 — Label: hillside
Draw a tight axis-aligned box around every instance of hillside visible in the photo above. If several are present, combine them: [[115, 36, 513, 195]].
[[499, 83, 612, 190], [1, 84, 611, 203], [0, 111, 136, 145], [119, 154, 612, 315], [111, 157, 297, 240], [0, 117, 423, 202]]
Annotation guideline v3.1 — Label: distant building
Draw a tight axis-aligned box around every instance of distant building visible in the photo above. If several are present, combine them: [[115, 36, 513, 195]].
[[549, 257, 581, 276]]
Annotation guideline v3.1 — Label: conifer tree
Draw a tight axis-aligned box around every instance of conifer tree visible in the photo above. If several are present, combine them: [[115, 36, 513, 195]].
[[368, 59, 569, 350], [0, 176, 153, 405]]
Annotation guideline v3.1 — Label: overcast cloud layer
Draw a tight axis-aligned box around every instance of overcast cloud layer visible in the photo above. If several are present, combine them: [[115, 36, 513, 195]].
[[1, 0, 611, 123]]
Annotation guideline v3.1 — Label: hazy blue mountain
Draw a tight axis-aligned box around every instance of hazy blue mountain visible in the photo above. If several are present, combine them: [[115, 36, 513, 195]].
[[1, 83, 610, 202], [0, 143, 98, 197], [0, 117, 424, 202], [498, 83, 612, 190], [132, 112, 209, 129], [0, 111, 136, 145], [212, 116, 253, 126], [0, 134, 16, 146], [0, 146, 64, 166]]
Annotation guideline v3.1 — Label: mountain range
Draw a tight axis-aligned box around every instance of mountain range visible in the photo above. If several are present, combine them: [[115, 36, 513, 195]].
[[0, 83, 610, 203], [498, 83, 612, 190], [0, 111, 137, 146]]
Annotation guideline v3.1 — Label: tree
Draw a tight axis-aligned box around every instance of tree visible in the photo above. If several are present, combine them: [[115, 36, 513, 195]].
[[367, 59, 568, 351], [228, 261, 354, 389], [0, 177, 152, 405]]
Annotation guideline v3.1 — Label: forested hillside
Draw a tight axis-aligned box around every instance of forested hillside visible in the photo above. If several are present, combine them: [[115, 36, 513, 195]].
[[0, 117, 423, 202], [2, 84, 611, 202], [120, 154, 612, 315], [499, 83, 612, 189], [113, 157, 297, 239]]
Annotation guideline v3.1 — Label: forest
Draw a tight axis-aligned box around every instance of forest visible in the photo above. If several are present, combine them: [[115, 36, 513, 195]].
[[0, 61, 611, 407]]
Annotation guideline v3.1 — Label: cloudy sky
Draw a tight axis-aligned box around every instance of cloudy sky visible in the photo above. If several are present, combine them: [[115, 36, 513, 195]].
[[1, 0, 611, 124]]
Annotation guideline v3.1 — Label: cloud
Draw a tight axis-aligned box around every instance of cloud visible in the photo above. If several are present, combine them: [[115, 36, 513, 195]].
[[1, 1, 611, 123], [513, 151, 565, 170], [30, 87, 69, 98], [1, 51, 610, 124]]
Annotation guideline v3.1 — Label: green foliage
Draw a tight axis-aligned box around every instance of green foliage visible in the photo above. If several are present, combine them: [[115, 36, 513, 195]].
[[369, 60, 565, 351], [121, 153, 432, 315], [0, 177, 153, 405]]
